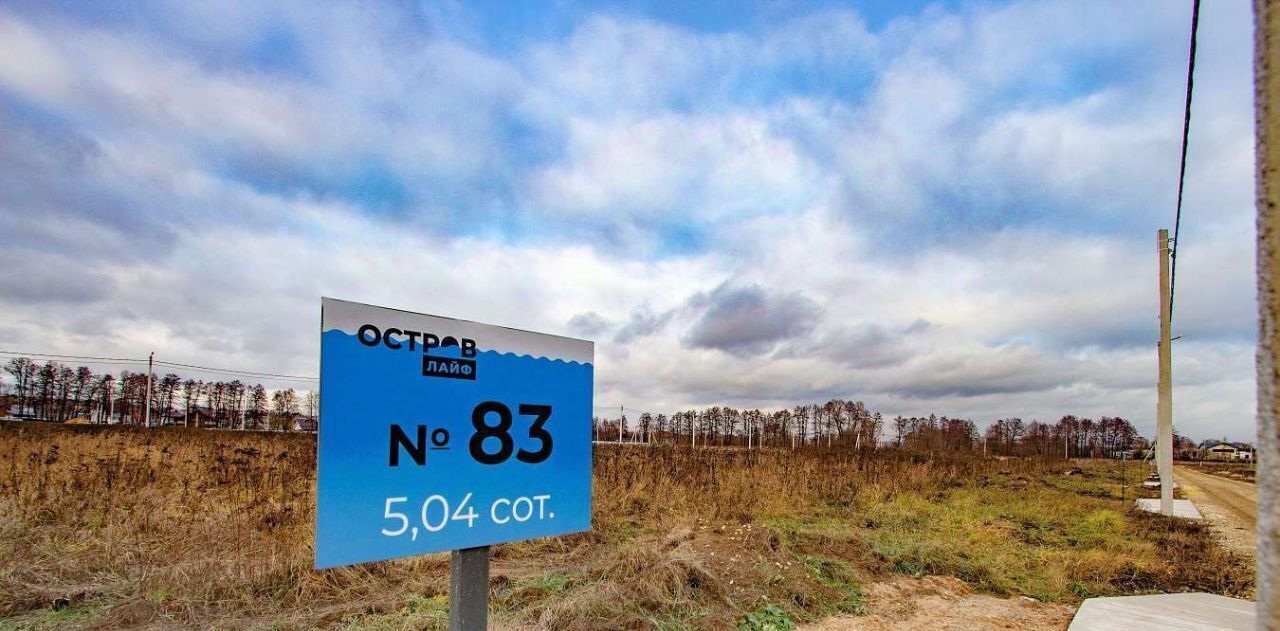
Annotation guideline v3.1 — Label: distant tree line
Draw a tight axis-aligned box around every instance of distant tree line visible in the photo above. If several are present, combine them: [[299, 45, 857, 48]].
[[596, 399, 884, 448], [2, 357, 318, 431], [981, 415, 1143, 457], [595, 402, 1143, 458], [884, 414, 1142, 457], [890, 414, 980, 451], [4, 356, 1144, 451]]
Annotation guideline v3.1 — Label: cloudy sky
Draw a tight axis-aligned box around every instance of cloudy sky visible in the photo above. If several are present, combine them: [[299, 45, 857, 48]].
[[0, 1, 1256, 440]]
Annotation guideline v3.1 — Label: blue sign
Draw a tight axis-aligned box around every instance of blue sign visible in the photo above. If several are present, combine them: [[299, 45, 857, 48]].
[[316, 298, 594, 569]]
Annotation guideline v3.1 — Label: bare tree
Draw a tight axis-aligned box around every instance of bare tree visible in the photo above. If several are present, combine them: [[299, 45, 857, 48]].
[[95, 374, 115, 423], [72, 366, 93, 419], [247, 385, 268, 429], [157, 374, 180, 425], [303, 390, 319, 424], [271, 388, 297, 430], [5, 358, 34, 417]]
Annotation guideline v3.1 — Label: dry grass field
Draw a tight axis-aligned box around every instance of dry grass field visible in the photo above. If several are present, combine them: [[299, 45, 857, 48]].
[[0, 422, 1253, 630]]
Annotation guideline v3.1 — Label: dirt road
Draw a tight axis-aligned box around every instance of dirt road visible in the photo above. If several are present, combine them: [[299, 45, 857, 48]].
[[1175, 465, 1255, 558]]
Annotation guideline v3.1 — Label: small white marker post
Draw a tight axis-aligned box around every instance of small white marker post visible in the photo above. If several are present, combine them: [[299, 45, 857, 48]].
[[144, 352, 154, 427]]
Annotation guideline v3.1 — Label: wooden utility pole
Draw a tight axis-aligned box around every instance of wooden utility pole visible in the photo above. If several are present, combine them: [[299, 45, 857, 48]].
[[1157, 229, 1174, 516]]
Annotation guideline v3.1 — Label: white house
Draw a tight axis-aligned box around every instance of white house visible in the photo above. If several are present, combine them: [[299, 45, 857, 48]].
[[1200, 440, 1254, 462]]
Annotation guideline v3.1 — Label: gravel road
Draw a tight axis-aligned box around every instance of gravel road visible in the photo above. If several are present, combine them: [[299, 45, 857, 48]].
[[1175, 465, 1255, 559]]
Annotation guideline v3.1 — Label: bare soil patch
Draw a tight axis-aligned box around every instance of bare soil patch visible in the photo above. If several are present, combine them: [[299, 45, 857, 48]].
[[803, 576, 1074, 631]]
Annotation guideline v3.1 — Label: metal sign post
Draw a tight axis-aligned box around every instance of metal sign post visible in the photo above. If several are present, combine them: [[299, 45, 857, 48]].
[[449, 546, 490, 630], [313, 298, 594, 624]]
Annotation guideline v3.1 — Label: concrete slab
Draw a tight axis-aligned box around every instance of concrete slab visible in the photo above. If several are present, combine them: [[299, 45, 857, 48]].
[[1135, 498, 1202, 519], [1068, 592, 1254, 630]]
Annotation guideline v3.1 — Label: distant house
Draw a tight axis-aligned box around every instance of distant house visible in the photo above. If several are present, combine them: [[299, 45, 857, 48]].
[[1199, 440, 1254, 462], [284, 414, 317, 432], [183, 408, 219, 428], [255, 412, 314, 431], [1118, 449, 1147, 460]]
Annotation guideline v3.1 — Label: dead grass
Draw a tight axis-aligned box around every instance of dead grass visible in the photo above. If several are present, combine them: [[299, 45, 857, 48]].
[[0, 422, 1254, 630], [1183, 461, 1256, 483]]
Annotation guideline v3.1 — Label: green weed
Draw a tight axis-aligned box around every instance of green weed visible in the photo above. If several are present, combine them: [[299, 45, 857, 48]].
[[739, 604, 796, 631]]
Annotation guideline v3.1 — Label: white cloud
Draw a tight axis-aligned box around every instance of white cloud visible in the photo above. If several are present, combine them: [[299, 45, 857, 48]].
[[0, 10, 74, 104], [528, 111, 826, 224], [0, 0, 1258, 443], [521, 12, 876, 118]]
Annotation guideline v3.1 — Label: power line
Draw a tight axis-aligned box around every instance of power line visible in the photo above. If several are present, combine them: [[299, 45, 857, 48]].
[[1169, 0, 1201, 323], [0, 349, 317, 383], [153, 360, 318, 382], [593, 405, 680, 417], [0, 350, 147, 364]]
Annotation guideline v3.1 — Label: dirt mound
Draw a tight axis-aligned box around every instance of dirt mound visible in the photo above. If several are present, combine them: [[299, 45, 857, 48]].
[[804, 576, 1075, 631]]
